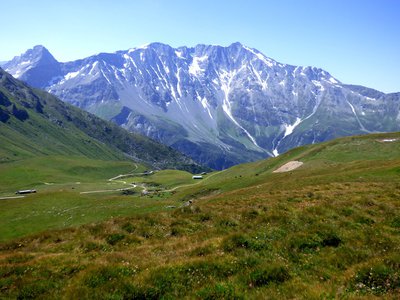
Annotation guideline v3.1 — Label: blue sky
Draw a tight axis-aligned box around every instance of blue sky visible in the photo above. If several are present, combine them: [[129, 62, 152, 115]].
[[2, 0, 399, 92]]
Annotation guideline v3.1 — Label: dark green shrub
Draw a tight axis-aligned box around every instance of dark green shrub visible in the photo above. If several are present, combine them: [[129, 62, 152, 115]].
[[248, 264, 290, 287], [82, 242, 100, 252], [138, 230, 152, 239], [85, 267, 118, 288], [242, 209, 259, 220], [290, 234, 321, 253], [290, 231, 341, 253], [198, 213, 212, 222], [390, 216, 400, 228], [87, 223, 106, 236], [170, 226, 183, 236], [222, 234, 269, 252], [341, 207, 354, 216], [17, 281, 56, 299], [0, 278, 13, 297], [121, 189, 135, 195], [306, 192, 315, 198], [237, 256, 262, 269], [121, 222, 135, 233], [222, 234, 251, 252], [106, 233, 125, 245], [355, 215, 375, 225], [321, 233, 342, 247]]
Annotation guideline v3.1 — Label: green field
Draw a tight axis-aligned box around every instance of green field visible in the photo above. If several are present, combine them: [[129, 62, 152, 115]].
[[1, 132, 400, 299], [0, 155, 204, 241]]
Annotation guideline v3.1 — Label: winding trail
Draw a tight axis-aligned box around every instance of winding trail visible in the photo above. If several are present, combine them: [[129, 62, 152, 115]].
[[79, 164, 141, 194], [108, 163, 139, 184], [79, 163, 223, 195], [80, 186, 137, 195], [0, 196, 25, 200], [163, 171, 222, 193]]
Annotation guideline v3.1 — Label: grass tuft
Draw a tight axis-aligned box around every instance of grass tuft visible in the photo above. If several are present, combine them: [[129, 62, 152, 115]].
[[248, 264, 291, 287]]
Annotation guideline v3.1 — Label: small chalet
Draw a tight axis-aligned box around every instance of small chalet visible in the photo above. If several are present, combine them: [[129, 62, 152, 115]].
[[15, 189, 37, 195]]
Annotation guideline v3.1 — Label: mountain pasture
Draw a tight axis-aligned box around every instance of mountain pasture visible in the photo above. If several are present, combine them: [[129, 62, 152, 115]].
[[1, 132, 400, 298], [0, 156, 197, 242]]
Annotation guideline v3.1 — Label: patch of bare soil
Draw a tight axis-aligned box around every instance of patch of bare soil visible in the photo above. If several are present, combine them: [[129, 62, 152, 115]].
[[273, 161, 304, 173]]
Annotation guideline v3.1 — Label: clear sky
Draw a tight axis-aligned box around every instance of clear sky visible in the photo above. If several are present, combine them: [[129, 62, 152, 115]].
[[2, 0, 399, 93]]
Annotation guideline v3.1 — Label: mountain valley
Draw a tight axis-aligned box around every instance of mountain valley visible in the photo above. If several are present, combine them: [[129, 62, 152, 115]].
[[1, 130, 399, 298], [4, 43, 400, 169], [1, 42, 400, 299], [0, 67, 202, 172]]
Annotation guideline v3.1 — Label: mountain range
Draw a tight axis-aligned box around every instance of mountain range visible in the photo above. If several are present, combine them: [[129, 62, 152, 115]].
[[4, 43, 400, 169], [0, 67, 202, 172]]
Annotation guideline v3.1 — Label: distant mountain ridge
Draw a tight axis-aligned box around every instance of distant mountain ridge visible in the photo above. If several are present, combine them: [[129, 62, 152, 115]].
[[5, 43, 400, 169], [0, 67, 203, 172]]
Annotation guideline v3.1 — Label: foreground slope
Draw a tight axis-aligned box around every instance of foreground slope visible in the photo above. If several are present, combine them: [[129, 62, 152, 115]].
[[1, 132, 399, 299], [0, 67, 202, 172], [4, 43, 400, 169]]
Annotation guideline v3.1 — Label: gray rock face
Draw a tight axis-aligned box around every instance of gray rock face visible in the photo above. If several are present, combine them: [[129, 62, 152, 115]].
[[4, 45, 61, 89], [5, 43, 400, 169]]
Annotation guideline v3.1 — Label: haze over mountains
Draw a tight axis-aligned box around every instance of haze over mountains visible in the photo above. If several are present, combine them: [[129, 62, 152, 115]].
[[5, 43, 400, 169]]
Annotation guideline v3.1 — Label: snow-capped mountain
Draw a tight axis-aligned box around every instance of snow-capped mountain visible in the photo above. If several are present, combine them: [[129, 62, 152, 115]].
[[5, 43, 400, 169], [4, 45, 61, 88]]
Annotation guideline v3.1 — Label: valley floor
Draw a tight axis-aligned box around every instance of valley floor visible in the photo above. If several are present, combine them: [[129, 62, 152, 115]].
[[1, 133, 400, 299]]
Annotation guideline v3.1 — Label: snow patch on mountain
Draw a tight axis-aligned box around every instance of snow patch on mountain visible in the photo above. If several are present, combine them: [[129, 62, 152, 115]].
[[346, 100, 369, 132], [12, 69, 23, 78], [65, 70, 80, 80], [175, 50, 183, 58], [5, 42, 399, 169], [312, 80, 325, 91], [329, 77, 338, 84], [284, 117, 302, 138], [251, 65, 268, 90], [219, 69, 261, 149], [242, 45, 275, 68], [189, 55, 208, 75], [199, 97, 213, 120]]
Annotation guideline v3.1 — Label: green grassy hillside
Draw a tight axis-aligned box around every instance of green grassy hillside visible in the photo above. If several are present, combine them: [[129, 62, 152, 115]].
[[0, 155, 197, 241], [1, 130, 399, 298], [0, 68, 203, 172]]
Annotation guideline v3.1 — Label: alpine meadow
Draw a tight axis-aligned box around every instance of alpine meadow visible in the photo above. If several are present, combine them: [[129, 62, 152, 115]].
[[1, 1, 400, 299]]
